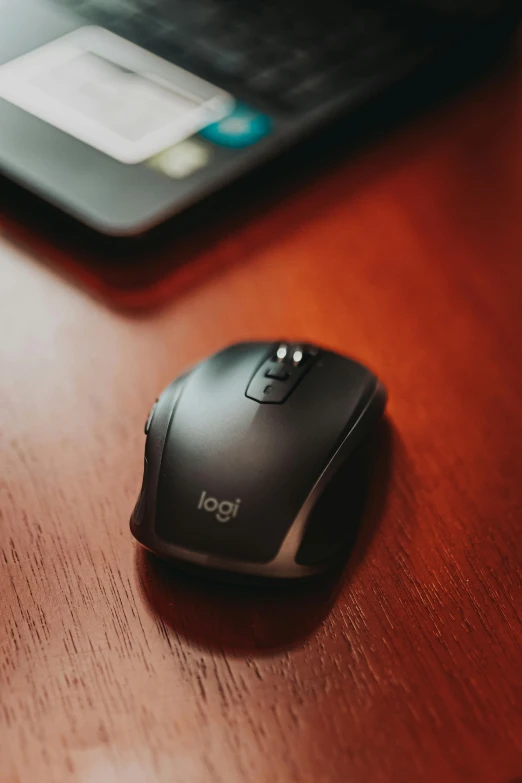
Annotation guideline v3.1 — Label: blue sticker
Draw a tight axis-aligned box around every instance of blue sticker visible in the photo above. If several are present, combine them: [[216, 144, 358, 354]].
[[199, 104, 272, 149]]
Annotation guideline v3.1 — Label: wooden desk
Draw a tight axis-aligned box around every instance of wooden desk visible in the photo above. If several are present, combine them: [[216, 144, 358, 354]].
[[1, 45, 521, 783]]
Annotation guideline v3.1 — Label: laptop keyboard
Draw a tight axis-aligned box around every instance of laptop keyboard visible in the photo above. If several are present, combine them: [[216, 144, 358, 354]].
[[60, 0, 442, 112]]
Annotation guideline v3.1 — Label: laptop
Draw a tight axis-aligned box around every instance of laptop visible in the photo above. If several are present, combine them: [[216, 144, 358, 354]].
[[0, 0, 518, 236]]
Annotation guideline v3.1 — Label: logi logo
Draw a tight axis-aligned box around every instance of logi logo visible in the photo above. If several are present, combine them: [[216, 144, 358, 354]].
[[197, 491, 241, 523]]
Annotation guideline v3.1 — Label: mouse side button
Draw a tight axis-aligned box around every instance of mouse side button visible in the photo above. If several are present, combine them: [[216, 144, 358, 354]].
[[131, 457, 148, 527], [130, 374, 189, 548]]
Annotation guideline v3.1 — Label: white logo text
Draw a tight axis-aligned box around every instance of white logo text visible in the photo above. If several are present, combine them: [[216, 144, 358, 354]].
[[197, 491, 241, 523]]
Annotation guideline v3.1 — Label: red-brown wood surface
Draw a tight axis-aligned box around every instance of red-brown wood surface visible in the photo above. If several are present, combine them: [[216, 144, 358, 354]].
[[1, 42, 521, 783]]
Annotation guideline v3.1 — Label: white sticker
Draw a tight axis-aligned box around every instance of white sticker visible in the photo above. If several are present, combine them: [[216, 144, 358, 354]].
[[0, 27, 234, 164]]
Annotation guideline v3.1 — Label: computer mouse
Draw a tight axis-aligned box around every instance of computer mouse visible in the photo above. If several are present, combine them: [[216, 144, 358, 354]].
[[131, 341, 387, 580]]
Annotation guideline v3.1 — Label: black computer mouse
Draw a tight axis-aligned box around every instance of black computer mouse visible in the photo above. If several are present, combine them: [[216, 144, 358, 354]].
[[131, 342, 387, 580]]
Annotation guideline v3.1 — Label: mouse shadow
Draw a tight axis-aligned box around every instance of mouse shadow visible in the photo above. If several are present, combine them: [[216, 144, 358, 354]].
[[135, 419, 395, 657]]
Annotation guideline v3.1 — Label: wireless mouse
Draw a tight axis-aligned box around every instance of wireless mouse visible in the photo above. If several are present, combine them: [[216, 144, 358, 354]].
[[131, 342, 387, 580]]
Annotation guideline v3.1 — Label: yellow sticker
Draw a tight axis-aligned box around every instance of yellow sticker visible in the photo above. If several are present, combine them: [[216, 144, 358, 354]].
[[148, 139, 211, 179]]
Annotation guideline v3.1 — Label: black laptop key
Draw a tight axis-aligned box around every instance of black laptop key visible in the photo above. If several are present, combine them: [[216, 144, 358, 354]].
[[246, 68, 286, 95], [189, 37, 248, 76]]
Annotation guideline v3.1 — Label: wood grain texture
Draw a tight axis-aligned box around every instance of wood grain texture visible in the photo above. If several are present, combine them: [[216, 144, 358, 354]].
[[1, 42, 521, 783]]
